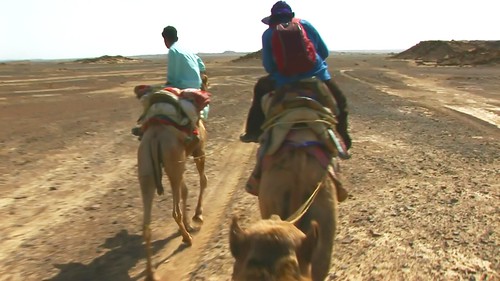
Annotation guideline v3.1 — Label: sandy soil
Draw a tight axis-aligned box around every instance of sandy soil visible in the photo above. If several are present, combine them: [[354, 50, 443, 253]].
[[0, 53, 498, 281]]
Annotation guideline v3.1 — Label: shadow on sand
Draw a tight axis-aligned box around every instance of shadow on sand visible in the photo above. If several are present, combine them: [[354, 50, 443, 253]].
[[46, 229, 183, 281]]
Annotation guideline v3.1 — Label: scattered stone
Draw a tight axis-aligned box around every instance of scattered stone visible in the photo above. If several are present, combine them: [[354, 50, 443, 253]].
[[340, 236, 353, 244], [84, 204, 100, 211]]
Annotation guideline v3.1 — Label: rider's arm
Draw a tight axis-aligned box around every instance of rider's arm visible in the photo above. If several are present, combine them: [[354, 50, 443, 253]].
[[262, 28, 276, 74], [196, 55, 206, 74], [301, 19, 329, 60], [166, 48, 179, 85]]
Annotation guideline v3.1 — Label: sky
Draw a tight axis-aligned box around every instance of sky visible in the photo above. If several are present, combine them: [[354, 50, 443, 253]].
[[1, 0, 499, 61]]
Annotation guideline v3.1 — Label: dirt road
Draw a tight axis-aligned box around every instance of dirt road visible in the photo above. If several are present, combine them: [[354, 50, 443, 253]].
[[0, 54, 498, 281]]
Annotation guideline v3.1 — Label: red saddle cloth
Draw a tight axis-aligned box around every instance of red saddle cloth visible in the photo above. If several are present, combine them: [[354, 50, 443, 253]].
[[178, 88, 211, 111], [134, 85, 211, 112]]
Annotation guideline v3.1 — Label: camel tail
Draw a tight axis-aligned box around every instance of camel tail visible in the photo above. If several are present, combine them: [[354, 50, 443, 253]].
[[150, 136, 164, 195]]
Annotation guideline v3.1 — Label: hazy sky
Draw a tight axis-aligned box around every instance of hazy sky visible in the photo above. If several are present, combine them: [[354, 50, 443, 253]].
[[1, 0, 498, 60]]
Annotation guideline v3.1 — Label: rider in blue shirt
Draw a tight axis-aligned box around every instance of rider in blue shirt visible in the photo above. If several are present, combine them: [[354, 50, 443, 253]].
[[240, 1, 351, 151], [131, 26, 208, 138], [261, 19, 330, 88], [163, 26, 206, 89]]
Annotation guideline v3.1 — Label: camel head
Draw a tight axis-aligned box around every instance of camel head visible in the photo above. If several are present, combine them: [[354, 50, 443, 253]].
[[229, 215, 318, 281]]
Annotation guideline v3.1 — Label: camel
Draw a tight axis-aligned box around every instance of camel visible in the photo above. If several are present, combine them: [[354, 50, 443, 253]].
[[258, 143, 338, 281], [247, 78, 346, 281], [230, 215, 319, 281], [137, 89, 208, 281]]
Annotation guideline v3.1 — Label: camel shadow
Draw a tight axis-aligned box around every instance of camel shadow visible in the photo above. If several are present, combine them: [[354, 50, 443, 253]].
[[46, 229, 181, 281]]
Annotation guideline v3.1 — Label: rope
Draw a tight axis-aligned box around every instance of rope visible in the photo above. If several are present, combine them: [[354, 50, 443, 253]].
[[174, 147, 221, 163], [286, 175, 325, 225], [263, 118, 335, 130], [262, 107, 337, 131]]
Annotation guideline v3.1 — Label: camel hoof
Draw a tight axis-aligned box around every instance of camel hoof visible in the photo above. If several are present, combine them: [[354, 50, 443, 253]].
[[182, 235, 193, 246], [156, 188, 164, 196], [192, 214, 204, 224], [185, 224, 195, 232]]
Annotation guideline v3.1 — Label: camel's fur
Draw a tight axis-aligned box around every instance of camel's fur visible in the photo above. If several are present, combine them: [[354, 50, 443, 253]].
[[258, 130, 339, 281], [230, 215, 319, 281], [137, 120, 207, 281]]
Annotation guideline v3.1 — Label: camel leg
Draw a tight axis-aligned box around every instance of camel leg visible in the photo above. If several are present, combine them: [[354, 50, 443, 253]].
[[142, 225, 159, 281], [139, 176, 160, 281], [138, 135, 160, 281], [168, 171, 193, 246], [180, 180, 194, 232], [192, 153, 207, 223]]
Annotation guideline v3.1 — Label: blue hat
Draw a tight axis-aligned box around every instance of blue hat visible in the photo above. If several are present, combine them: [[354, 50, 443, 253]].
[[261, 1, 294, 25]]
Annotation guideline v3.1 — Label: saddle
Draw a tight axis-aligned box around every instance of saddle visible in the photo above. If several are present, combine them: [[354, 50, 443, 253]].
[[140, 88, 195, 128], [137, 86, 211, 130], [251, 78, 348, 201], [260, 78, 341, 156]]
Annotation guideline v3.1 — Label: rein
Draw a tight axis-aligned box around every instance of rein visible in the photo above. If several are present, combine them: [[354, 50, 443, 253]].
[[285, 175, 325, 224]]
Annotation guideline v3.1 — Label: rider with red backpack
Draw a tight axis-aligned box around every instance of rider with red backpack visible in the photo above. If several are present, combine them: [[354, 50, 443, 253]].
[[240, 1, 351, 151]]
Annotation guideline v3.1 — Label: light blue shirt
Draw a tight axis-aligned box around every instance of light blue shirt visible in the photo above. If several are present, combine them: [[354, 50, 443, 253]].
[[167, 42, 206, 89], [262, 19, 331, 88]]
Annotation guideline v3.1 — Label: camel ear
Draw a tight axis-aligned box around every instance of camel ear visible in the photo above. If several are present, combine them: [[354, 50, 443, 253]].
[[229, 216, 246, 258], [134, 85, 151, 99], [270, 214, 282, 221], [298, 221, 319, 263]]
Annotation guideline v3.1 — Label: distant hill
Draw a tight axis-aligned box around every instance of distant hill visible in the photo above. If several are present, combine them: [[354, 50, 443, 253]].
[[197, 51, 248, 57], [392, 40, 500, 66], [74, 55, 139, 64], [231, 50, 262, 62]]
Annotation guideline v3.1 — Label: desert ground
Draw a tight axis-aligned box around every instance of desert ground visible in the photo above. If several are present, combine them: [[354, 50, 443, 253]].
[[0, 51, 498, 281]]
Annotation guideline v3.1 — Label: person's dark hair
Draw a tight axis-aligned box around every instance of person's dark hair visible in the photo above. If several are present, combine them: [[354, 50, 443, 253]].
[[162, 26, 178, 42]]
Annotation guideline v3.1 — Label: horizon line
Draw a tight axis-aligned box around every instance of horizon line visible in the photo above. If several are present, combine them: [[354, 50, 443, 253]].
[[0, 49, 404, 63]]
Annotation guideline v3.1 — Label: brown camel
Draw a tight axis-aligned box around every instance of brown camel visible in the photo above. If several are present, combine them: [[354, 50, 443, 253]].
[[230, 215, 319, 281], [258, 143, 338, 281], [252, 79, 344, 281], [137, 119, 207, 281]]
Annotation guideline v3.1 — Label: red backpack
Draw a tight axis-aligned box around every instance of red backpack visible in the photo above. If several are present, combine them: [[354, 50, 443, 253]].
[[271, 18, 317, 77]]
